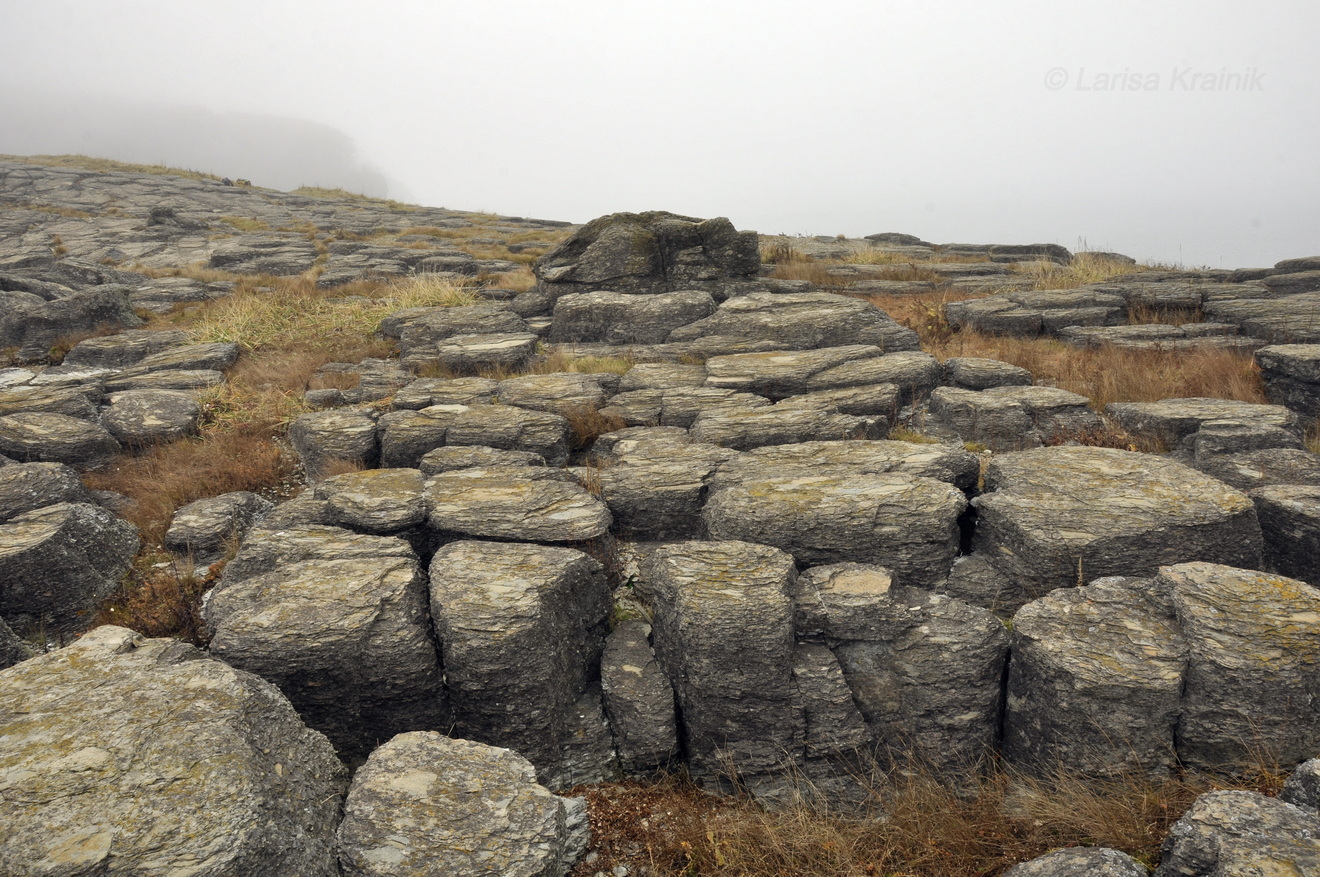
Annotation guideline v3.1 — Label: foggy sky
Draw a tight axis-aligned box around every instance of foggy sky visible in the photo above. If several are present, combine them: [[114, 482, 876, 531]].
[[1, 0, 1316, 268]]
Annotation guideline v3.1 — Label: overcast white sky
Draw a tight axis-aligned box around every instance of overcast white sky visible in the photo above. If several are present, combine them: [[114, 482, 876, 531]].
[[2, 0, 1316, 267]]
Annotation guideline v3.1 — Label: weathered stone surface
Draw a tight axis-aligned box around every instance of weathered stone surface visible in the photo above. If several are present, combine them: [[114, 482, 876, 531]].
[[1163, 562, 1320, 772], [946, 289, 1125, 337], [1191, 417, 1303, 458], [1061, 322, 1260, 353], [62, 328, 190, 368], [617, 361, 707, 391], [0, 502, 138, 636], [1004, 847, 1149, 877], [313, 468, 426, 534], [791, 641, 873, 759], [0, 383, 102, 420], [942, 554, 1030, 617], [1283, 759, 1320, 812], [433, 332, 539, 374], [1193, 447, 1320, 491], [0, 614, 32, 669], [533, 210, 759, 299], [705, 346, 939, 402], [772, 382, 902, 417], [3, 285, 144, 360], [601, 387, 771, 428], [1252, 484, 1320, 586], [689, 404, 882, 450], [497, 372, 611, 418], [1156, 790, 1320, 877], [337, 731, 587, 877], [101, 388, 201, 445], [288, 408, 379, 479], [705, 468, 967, 588], [549, 288, 716, 344], [595, 446, 732, 539], [0, 625, 347, 877], [220, 525, 416, 584], [944, 356, 1033, 390], [1004, 581, 1187, 778], [418, 444, 546, 473], [390, 302, 527, 344], [164, 491, 272, 564], [929, 385, 1101, 451], [132, 341, 240, 373], [1257, 343, 1320, 419], [646, 540, 801, 778], [310, 358, 412, 406], [1107, 398, 1298, 450], [380, 403, 570, 468], [972, 447, 1263, 599], [429, 541, 610, 783], [1205, 292, 1320, 344], [668, 291, 920, 351], [209, 553, 447, 761], [0, 411, 119, 468], [424, 467, 611, 543], [0, 461, 91, 522], [391, 376, 499, 409], [102, 367, 225, 392], [601, 621, 679, 773], [795, 563, 1008, 770], [718, 439, 981, 493]]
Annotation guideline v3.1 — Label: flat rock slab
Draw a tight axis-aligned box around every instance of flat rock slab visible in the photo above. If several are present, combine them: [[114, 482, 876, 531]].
[[1004, 581, 1187, 778], [313, 468, 426, 534], [943, 356, 1032, 390], [0, 383, 101, 420], [164, 490, 272, 564], [0, 461, 91, 522], [425, 467, 611, 543], [418, 444, 546, 473], [391, 376, 499, 409], [1252, 484, 1320, 586], [208, 554, 447, 761], [0, 626, 347, 877], [496, 372, 612, 418], [704, 469, 967, 588], [1107, 397, 1298, 449], [434, 332, 539, 374], [667, 291, 919, 351], [0, 501, 138, 636], [1256, 343, 1320, 418], [1060, 322, 1260, 353], [717, 439, 981, 493], [62, 329, 190, 368], [645, 540, 800, 778], [289, 409, 380, 479], [102, 389, 201, 445], [429, 541, 609, 783], [1206, 291, 1320, 343], [617, 361, 708, 391], [973, 447, 1262, 598], [1157, 790, 1320, 877], [336, 731, 586, 877], [0, 411, 120, 468], [1163, 562, 1320, 772], [380, 403, 570, 468], [595, 449, 731, 540], [1005, 847, 1149, 877], [549, 288, 717, 344], [219, 525, 417, 584], [601, 387, 770, 428], [1194, 447, 1320, 491], [929, 385, 1100, 451], [705, 346, 939, 401], [689, 405, 881, 450]]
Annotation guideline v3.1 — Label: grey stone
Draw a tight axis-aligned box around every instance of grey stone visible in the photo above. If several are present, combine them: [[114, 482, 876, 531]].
[[219, 525, 416, 585], [1107, 398, 1298, 451], [4, 286, 144, 360], [1205, 292, 1320, 344], [313, 468, 426, 534], [1156, 790, 1320, 877], [704, 467, 967, 588], [0, 411, 119, 468], [1252, 484, 1320, 586], [497, 372, 611, 418], [772, 382, 902, 417], [164, 491, 272, 565], [1004, 582, 1186, 778], [0, 462, 91, 522], [102, 367, 225, 392], [718, 438, 981, 493], [380, 403, 570, 468], [595, 446, 731, 539], [336, 731, 587, 877], [132, 341, 240, 373], [645, 540, 801, 779], [0, 614, 32, 669], [418, 444, 546, 473], [689, 404, 882, 450], [1192, 418, 1303, 458], [434, 332, 539, 374], [1257, 343, 1320, 419], [705, 347, 940, 402], [208, 553, 447, 761], [1004, 847, 1149, 877], [617, 361, 707, 391], [1164, 562, 1320, 772], [795, 563, 1008, 771], [394, 303, 528, 352], [391, 376, 498, 409], [1283, 759, 1320, 812], [429, 541, 610, 784], [929, 385, 1101, 451], [549, 289, 717, 344], [101, 389, 201, 445], [791, 642, 873, 759], [601, 621, 679, 774], [288, 408, 379, 480], [941, 554, 1031, 617], [1193, 447, 1320, 491], [601, 387, 771, 428], [0, 383, 102, 420], [944, 356, 1033, 390], [0, 502, 138, 636], [972, 447, 1263, 600], [667, 291, 920, 351], [0, 626, 346, 877], [424, 466, 611, 543]]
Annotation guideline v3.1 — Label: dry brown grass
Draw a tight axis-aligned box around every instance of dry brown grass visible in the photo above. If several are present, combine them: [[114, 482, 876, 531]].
[[864, 292, 1266, 408], [483, 266, 538, 291], [570, 758, 1286, 876], [565, 406, 627, 450], [93, 550, 219, 646], [770, 262, 855, 287], [1015, 252, 1146, 290]]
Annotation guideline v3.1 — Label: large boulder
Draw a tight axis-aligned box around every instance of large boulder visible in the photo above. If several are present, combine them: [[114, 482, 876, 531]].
[[1251, 483, 1320, 585], [0, 411, 120, 469], [429, 541, 610, 784], [1256, 343, 1320, 419], [379, 403, 570, 468], [1003, 580, 1187, 778], [164, 490, 272, 564], [1155, 790, 1320, 877], [101, 389, 202, 446], [971, 447, 1263, 600], [705, 347, 940, 402], [532, 211, 760, 304], [288, 408, 379, 480], [0, 502, 138, 637], [0, 626, 347, 876], [312, 468, 427, 534], [0, 461, 91, 522], [424, 466, 610, 543], [336, 732, 588, 877], [1005, 847, 1149, 877], [1163, 562, 1320, 772], [1, 286, 144, 361], [208, 550, 447, 762], [928, 385, 1101, 451], [548, 288, 717, 344], [645, 540, 801, 779], [667, 291, 920, 351]]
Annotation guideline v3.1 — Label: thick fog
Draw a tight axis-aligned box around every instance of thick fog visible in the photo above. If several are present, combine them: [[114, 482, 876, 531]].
[[1, 0, 1316, 268]]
